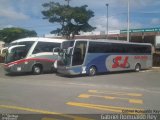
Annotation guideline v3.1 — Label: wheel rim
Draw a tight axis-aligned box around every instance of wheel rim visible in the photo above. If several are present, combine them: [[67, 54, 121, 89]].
[[89, 67, 96, 76], [34, 67, 41, 74], [135, 64, 140, 72]]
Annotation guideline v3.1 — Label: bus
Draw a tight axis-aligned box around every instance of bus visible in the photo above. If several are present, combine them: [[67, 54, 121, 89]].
[[57, 39, 152, 76], [4, 37, 74, 74]]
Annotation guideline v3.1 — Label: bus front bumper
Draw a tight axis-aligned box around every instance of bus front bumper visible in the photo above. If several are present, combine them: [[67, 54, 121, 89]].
[[57, 66, 79, 76], [4, 64, 25, 73]]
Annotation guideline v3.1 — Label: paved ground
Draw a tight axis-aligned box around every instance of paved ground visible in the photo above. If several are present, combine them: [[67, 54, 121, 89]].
[[0, 63, 160, 119]]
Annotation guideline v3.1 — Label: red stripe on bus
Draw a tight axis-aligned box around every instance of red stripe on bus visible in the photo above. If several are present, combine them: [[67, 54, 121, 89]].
[[4, 58, 56, 67]]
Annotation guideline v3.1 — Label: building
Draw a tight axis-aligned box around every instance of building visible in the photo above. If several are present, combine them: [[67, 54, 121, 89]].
[[45, 27, 160, 51], [75, 28, 160, 50], [0, 41, 5, 63], [0, 41, 5, 50]]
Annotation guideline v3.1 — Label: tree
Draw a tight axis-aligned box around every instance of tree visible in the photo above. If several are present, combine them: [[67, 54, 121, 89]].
[[0, 27, 37, 43], [42, 2, 96, 39]]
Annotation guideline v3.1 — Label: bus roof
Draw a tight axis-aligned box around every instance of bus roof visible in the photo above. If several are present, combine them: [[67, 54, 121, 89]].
[[11, 37, 68, 43], [75, 39, 152, 46]]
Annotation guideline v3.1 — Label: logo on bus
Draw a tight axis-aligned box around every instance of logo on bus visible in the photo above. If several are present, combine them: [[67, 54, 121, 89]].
[[112, 56, 130, 68]]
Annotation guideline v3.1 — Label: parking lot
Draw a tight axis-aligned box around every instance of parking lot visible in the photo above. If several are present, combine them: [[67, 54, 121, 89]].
[[0, 63, 160, 119]]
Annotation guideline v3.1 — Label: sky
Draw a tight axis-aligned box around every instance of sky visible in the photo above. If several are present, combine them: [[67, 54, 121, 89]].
[[0, 0, 160, 36]]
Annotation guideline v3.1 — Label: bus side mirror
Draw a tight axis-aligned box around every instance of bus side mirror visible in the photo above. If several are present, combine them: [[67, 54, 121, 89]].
[[0, 47, 8, 56], [53, 47, 60, 55]]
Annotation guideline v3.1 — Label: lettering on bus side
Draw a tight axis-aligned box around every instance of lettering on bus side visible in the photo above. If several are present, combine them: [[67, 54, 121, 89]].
[[112, 56, 130, 68], [134, 56, 148, 60]]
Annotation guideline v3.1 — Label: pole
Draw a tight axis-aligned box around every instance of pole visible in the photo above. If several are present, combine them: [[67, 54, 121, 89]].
[[65, 0, 70, 6], [127, 0, 130, 42], [106, 4, 109, 38]]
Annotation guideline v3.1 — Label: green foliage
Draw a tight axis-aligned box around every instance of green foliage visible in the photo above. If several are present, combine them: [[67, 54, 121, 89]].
[[0, 27, 37, 43], [42, 2, 96, 39]]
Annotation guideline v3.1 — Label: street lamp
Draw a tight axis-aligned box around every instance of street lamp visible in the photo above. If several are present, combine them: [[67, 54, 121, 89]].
[[106, 3, 109, 38], [127, 0, 130, 42], [65, 0, 71, 6]]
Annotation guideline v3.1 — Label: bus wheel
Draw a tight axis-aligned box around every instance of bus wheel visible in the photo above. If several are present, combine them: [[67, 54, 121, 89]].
[[88, 66, 97, 76], [32, 65, 42, 75], [135, 64, 141, 72]]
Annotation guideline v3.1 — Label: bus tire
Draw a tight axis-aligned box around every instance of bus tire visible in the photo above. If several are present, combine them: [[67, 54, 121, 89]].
[[135, 63, 141, 72], [88, 66, 97, 76], [32, 65, 42, 75]]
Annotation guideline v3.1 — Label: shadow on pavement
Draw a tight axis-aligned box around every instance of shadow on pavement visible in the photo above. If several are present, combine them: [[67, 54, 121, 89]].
[[55, 70, 135, 78]]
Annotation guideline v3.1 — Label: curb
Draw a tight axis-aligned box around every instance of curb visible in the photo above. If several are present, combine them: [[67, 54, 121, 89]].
[[152, 67, 160, 69], [151, 67, 160, 72]]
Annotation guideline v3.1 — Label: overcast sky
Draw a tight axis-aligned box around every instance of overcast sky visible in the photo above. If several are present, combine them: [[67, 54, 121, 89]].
[[0, 0, 160, 36]]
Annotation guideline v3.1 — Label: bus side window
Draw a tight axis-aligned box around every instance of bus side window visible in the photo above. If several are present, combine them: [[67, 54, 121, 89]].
[[33, 42, 60, 54]]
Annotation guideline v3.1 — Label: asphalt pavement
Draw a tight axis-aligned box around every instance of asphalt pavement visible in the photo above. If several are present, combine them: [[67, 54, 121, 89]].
[[0, 63, 160, 119]]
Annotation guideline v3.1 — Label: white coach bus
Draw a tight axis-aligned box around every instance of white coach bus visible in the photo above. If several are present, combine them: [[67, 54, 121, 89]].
[[4, 37, 74, 74]]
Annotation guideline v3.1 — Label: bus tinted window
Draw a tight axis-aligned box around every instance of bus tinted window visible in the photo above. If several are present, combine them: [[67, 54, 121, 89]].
[[128, 44, 151, 53], [88, 42, 111, 53], [88, 42, 151, 54], [33, 42, 60, 54]]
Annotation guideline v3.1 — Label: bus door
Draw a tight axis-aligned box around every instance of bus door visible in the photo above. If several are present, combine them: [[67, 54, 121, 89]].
[[71, 41, 87, 73]]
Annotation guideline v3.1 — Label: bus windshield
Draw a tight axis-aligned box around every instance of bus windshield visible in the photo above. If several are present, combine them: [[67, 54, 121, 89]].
[[5, 41, 34, 63], [5, 45, 28, 63]]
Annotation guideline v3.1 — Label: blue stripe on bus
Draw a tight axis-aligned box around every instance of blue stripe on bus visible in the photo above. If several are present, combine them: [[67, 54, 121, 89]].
[[85, 53, 109, 73]]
